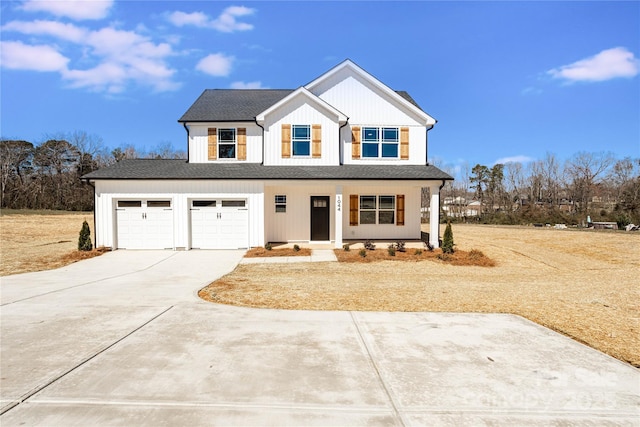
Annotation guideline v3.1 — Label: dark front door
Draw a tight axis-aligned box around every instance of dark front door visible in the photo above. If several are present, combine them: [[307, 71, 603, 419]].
[[310, 196, 330, 241]]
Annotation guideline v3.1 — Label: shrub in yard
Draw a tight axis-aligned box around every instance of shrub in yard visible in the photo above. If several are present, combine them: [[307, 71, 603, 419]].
[[387, 244, 396, 256], [394, 241, 406, 252], [414, 248, 423, 255], [78, 220, 93, 251], [359, 248, 367, 258], [343, 243, 350, 251], [293, 244, 300, 252], [265, 243, 272, 251], [442, 222, 454, 254], [436, 252, 451, 261], [364, 240, 376, 250]]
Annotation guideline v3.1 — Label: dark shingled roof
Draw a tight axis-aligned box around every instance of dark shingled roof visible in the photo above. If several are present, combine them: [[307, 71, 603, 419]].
[[178, 89, 424, 122], [83, 160, 453, 181]]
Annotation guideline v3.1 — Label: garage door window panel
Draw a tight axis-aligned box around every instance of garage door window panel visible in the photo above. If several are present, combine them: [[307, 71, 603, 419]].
[[148, 200, 171, 208], [118, 200, 142, 208]]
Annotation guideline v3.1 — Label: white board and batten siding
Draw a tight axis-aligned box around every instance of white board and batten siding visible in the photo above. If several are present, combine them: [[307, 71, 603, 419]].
[[262, 95, 340, 166], [187, 123, 263, 163], [307, 67, 428, 165], [342, 184, 423, 241], [264, 184, 338, 242], [263, 181, 424, 243], [93, 180, 264, 250]]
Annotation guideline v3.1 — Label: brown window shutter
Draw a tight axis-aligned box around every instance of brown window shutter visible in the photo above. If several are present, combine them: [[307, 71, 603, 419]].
[[208, 128, 217, 160], [349, 194, 359, 226], [400, 127, 409, 160], [397, 194, 405, 226], [237, 128, 247, 160], [281, 124, 291, 158], [312, 124, 322, 158], [351, 126, 361, 159]]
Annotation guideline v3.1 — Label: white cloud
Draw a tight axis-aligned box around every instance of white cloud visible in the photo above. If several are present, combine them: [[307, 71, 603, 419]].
[[2, 20, 88, 43], [196, 53, 233, 76], [548, 47, 639, 83], [494, 155, 534, 165], [211, 6, 255, 32], [167, 6, 255, 32], [20, 0, 114, 20], [1, 20, 179, 93], [167, 11, 208, 27], [0, 40, 69, 71], [230, 81, 265, 89]]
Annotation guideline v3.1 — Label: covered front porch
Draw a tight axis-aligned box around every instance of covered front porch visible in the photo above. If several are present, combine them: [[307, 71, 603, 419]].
[[263, 180, 443, 249]]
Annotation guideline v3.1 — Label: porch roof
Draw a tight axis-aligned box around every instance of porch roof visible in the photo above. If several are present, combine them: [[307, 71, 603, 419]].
[[83, 159, 453, 181]]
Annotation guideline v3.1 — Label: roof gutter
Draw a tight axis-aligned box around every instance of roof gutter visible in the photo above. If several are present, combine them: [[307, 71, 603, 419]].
[[338, 118, 349, 165], [425, 123, 435, 165], [254, 118, 265, 165], [182, 123, 190, 163]]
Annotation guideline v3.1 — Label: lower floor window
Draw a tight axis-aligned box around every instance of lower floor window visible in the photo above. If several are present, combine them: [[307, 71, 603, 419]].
[[360, 195, 395, 224], [275, 195, 286, 213]]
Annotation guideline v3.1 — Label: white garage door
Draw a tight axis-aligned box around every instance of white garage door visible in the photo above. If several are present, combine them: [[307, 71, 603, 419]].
[[190, 199, 248, 249], [116, 200, 173, 249]]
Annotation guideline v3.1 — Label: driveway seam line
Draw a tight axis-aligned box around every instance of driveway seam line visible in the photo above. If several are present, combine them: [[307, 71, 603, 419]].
[[1, 253, 179, 306], [0, 305, 174, 416], [349, 311, 406, 427]]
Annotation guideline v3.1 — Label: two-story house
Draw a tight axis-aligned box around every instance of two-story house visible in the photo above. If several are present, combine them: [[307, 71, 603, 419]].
[[83, 60, 453, 250]]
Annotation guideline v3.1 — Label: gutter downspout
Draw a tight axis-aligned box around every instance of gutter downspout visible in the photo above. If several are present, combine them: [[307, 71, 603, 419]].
[[255, 118, 265, 165], [182, 123, 189, 162], [425, 123, 434, 165], [338, 118, 349, 165]]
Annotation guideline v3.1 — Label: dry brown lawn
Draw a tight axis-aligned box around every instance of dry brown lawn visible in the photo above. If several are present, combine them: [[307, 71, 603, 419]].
[[200, 224, 640, 367], [0, 211, 102, 276]]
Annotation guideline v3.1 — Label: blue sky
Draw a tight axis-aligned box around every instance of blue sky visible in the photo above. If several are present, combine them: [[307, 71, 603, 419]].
[[1, 1, 638, 175]]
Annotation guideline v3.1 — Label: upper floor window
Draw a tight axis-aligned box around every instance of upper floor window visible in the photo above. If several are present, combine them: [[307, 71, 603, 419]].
[[292, 125, 310, 156], [218, 128, 236, 159], [362, 127, 398, 158]]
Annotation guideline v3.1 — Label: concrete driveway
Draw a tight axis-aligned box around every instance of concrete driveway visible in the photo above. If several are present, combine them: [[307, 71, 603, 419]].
[[1, 251, 638, 426]]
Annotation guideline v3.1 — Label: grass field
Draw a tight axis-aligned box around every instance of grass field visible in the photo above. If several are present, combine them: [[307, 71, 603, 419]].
[[0, 211, 97, 276], [1, 212, 638, 366]]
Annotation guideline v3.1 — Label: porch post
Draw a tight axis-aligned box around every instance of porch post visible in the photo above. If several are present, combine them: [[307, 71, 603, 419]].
[[429, 183, 440, 248], [335, 185, 343, 248]]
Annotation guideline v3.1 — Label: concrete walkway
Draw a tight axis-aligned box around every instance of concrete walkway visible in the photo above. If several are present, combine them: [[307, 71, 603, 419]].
[[1, 251, 638, 426], [240, 249, 338, 264]]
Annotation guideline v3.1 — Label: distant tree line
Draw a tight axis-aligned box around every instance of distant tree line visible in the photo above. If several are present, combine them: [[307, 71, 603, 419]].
[[429, 152, 640, 227], [1, 131, 185, 211]]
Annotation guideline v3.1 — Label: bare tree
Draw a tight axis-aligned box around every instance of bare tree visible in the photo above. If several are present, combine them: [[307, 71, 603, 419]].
[[565, 151, 615, 215]]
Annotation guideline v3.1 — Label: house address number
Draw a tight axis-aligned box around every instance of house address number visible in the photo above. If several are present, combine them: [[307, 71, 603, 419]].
[[336, 195, 342, 212]]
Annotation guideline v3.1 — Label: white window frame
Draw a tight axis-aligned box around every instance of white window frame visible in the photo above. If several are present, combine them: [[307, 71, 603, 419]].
[[275, 195, 287, 213], [291, 125, 311, 157], [362, 127, 399, 159], [359, 195, 395, 225], [218, 128, 237, 160]]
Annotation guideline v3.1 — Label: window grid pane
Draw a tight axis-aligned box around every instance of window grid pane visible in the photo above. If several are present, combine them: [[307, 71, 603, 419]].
[[378, 211, 395, 224], [381, 144, 398, 158], [379, 196, 395, 210], [360, 196, 376, 210], [382, 128, 398, 142], [360, 211, 376, 224], [362, 143, 379, 158], [363, 127, 379, 141]]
